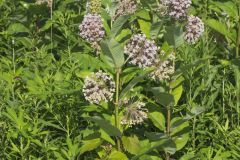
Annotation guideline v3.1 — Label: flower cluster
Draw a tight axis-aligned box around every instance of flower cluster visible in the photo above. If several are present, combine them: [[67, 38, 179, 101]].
[[124, 34, 159, 68], [150, 52, 175, 81], [156, 0, 169, 16], [83, 70, 115, 104], [89, 0, 101, 13], [114, 0, 137, 19], [166, 0, 192, 19], [36, 0, 52, 8], [121, 100, 148, 127], [184, 15, 205, 44], [79, 14, 105, 42]]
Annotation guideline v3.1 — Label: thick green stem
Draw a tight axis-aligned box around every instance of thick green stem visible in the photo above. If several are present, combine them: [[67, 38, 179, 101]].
[[115, 68, 121, 151], [166, 107, 171, 160]]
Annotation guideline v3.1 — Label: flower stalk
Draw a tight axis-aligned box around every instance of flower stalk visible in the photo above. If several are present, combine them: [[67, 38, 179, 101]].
[[115, 68, 121, 151], [166, 106, 171, 160], [236, 2, 240, 126], [12, 39, 16, 101]]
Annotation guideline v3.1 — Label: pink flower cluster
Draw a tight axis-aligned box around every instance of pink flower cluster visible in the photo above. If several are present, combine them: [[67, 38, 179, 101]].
[[124, 34, 158, 68], [79, 14, 105, 42], [184, 15, 205, 44]]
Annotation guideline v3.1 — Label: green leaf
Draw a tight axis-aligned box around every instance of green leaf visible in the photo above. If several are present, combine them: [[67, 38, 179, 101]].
[[137, 10, 151, 38], [150, 21, 162, 39], [132, 135, 176, 159], [120, 69, 153, 99], [150, 91, 175, 107], [16, 37, 33, 48], [170, 117, 190, 151], [206, 19, 236, 43], [122, 135, 141, 155], [108, 151, 128, 160], [145, 132, 165, 141], [148, 111, 166, 131], [100, 38, 125, 68], [100, 129, 116, 145], [7, 23, 30, 34], [210, 1, 238, 19], [171, 85, 183, 105], [139, 155, 163, 160], [111, 15, 130, 37], [170, 76, 185, 89], [39, 20, 53, 32], [73, 53, 103, 70], [164, 25, 184, 48], [115, 29, 132, 42], [86, 116, 121, 137], [54, 151, 65, 160], [172, 134, 189, 151], [80, 138, 102, 154], [231, 58, 240, 68], [185, 105, 205, 119]]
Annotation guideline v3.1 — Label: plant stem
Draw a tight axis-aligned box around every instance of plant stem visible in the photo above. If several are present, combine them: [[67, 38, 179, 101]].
[[236, 3, 240, 58], [12, 39, 16, 101], [166, 106, 171, 160], [50, 0, 53, 55], [192, 117, 196, 150], [115, 68, 121, 151], [236, 2, 240, 126]]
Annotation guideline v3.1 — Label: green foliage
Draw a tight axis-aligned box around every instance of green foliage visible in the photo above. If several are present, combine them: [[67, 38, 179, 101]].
[[0, 0, 239, 159]]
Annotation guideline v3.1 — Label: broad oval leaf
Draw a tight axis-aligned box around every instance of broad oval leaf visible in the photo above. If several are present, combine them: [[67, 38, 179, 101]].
[[108, 151, 128, 160], [122, 135, 141, 155], [149, 90, 175, 107], [100, 38, 125, 68], [170, 117, 190, 151], [80, 138, 102, 154], [206, 19, 236, 43], [148, 111, 166, 131], [7, 23, 29, 34], [164, 25, 184, 48], [111, 15, 130, 37], [86, 116, 121, 137]]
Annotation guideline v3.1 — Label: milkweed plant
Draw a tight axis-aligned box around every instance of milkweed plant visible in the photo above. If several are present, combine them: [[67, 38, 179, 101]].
[[78, 0, 204, 159]]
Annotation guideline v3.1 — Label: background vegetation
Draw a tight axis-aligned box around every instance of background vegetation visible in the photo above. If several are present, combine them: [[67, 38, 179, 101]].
[[0, 0, 239, 159]]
